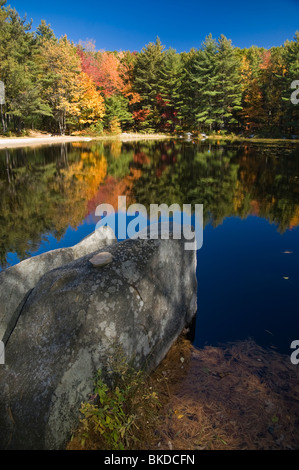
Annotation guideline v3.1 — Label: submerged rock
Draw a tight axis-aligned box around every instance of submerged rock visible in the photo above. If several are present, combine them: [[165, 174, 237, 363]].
[[0, 233, 197, 450]]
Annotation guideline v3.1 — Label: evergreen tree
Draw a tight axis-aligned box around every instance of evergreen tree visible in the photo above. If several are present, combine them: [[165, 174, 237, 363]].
[[178, 49, 199, 131], [0, 1, 52, 132], [103, 95, 133, 132], [0, 1, 298, 137], [191, 34, 219, 132], [215, 35, 243, 131], [132, 37, 165, 131], [157, 48, 183, 132], [35, 20, 56, 43]]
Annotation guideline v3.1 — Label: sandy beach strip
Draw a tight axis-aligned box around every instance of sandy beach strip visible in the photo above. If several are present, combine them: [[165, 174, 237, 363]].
[[0, 133, 169, 149]]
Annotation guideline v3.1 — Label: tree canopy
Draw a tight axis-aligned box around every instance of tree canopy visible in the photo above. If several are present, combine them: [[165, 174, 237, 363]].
[[0, 1, 298, 137]]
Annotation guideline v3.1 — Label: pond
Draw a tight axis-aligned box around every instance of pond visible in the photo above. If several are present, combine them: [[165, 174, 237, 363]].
[[0, 139, 298, 355]]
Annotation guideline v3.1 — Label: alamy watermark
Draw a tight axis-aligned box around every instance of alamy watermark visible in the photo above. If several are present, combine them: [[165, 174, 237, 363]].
[[0, 341, 4, 365], [291, 80, 299, 105], [290, 340, 299, 365], [94, 196, 203, 251]]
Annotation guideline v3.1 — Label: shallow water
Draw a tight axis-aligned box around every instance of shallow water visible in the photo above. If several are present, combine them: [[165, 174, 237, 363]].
[[0, 139, 298, 354]]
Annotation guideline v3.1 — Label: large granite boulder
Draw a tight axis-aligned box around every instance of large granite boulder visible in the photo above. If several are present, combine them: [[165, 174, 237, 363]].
[[0, 233, 197, 450], [0, 226, 116, 344]]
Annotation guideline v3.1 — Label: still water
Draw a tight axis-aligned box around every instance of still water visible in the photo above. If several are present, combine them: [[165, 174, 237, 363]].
[[0, 139, 298, 354]]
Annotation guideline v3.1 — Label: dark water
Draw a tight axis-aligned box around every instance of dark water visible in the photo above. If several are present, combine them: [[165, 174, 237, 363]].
[[0, 139, 299, 354]]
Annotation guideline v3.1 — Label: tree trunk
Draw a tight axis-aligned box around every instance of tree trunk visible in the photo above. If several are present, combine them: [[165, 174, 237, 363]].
[[0, 104, 7, 133]]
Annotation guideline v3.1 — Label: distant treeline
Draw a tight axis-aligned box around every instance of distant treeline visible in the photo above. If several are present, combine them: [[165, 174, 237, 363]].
[[0, 0, 298, 137]]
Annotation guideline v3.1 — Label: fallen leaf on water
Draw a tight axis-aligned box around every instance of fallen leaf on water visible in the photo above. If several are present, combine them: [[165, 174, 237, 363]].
[[264, 329, 274, 336]]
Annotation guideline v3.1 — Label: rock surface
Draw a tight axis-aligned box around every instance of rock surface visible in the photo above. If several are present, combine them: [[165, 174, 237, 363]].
[[0, 233, 197, 450], [0, 226, 116, 344]]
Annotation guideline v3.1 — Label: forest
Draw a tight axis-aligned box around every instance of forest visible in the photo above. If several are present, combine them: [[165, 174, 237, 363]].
[[0, 0, 298, 138]]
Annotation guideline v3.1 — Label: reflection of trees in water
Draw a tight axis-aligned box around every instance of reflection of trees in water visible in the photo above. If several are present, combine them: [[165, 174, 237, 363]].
[[0, 140, 298, 268], [0, 143, 107, 267], [129, 141, 299, 231], [235, 144, 299, 232], [130, 142, 239, 226]]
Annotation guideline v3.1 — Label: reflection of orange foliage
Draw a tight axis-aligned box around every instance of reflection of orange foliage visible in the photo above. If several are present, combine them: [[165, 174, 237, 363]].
[[87, 177, 128, 214], [54, 152, 108, 229], [250, 200, 260, 216], [72, 142, 85, 148], [156, 166, 167, 178], [289, 206, 299, 229], [87, 168, 142, 214], [233, 180, 245, 213], [133, 152, 150, 165]]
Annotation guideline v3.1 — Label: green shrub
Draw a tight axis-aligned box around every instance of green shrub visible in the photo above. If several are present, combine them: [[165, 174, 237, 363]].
[[77, 347, 161, 450]]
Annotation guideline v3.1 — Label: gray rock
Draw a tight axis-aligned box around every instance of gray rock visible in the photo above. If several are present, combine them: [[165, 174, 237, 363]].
[[0, 234, 197, 450], [0, 226, 116, 344]]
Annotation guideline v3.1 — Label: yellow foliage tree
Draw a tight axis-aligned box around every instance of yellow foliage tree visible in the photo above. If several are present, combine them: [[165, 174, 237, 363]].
[[39, 36, 82, 134], [76, 72, 105, 126]]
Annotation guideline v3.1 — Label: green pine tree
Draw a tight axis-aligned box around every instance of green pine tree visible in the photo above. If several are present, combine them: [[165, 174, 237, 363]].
[[215, 35, 243, 131], [157, 48, 183, 132], [132, 37, 165, 131], [191, 34, 220, 132]]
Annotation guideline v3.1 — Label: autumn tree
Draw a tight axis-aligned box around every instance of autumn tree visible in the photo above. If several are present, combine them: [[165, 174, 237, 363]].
[[76, 72, 105, 127], [282, 32, 299, 135], [259, 47, 286, 135], [240, 47, 268, 133], [39, 36, 83, 134], [96, 52, 124, 97], [0, 1, 298, 137]]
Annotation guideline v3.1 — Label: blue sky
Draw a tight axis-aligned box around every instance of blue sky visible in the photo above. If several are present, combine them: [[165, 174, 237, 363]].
[[6, 0, 299, 52]]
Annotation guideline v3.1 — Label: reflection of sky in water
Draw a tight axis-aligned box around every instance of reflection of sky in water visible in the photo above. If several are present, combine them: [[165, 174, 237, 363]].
[[3, 214, 97, 269], [1, 141, 299, 355], [4, 211, 298, 355], [194, 216, 299, 355]]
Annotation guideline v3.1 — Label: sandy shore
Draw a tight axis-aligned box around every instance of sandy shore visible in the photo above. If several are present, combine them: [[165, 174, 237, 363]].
[[0, 133, 169, 149]]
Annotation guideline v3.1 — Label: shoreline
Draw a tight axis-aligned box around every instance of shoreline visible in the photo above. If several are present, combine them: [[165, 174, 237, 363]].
[[1, 132, 299, 150], [0, 133, 169, 149], [206, 135, 299, 144]]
